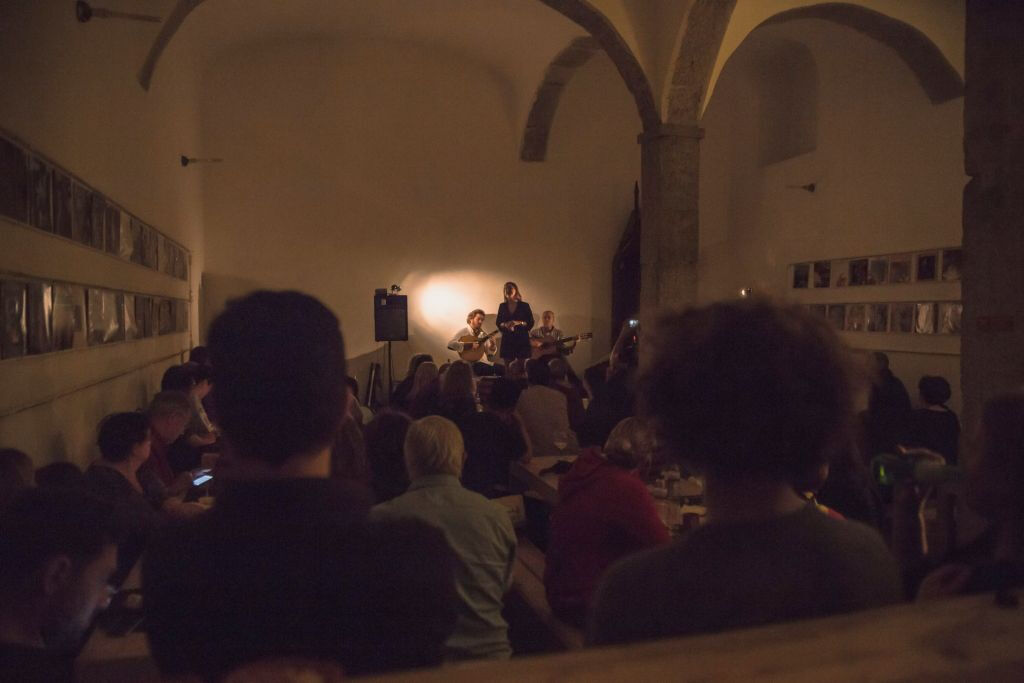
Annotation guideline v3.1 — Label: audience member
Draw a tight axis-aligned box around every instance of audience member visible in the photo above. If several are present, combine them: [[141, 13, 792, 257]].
[[143, 291, 458, 679], [460, 378, 529, 498], [160, 364, 195, 394], [188, 345, 211, 367], [0, 448, 33, 511], [913, 392, 1024, 600], [439, 360, 477, 423], [516, 359, 577, 457], [345, 375, 368, 425], [578, 345, 636, 449], [330, 416, 372, 494], [392, 353, 435, 409], [506, 358, 528, 389], [548, 357, 586, 432], [408, 362, 441, 419], [184, 362, 218, 447], [144, 392, 195, 489], [545, 417, 670, 627], [86, 412, 166, 580], [864, 351, 912, 456], [373, 416, 515, 660], [34, 462, 84, 490], [589, 300, 901, 646], [814, 439, 883, 529], [0, 487, 122, 681], [364, 411, 412, 503], [906, 375, 960, 465]]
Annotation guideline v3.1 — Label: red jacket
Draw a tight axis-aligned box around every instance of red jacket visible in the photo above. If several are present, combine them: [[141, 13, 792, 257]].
[[545, 448, 670, 623]]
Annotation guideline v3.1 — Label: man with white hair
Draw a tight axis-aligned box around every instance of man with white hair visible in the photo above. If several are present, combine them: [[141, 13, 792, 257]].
[[373, 416, 516, 660]]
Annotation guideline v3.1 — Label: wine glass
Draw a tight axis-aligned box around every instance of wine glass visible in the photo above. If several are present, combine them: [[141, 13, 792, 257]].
[[552, 430, 568, 456]]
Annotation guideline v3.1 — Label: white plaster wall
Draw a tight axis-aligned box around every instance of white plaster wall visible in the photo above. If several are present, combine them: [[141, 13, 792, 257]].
[[0, 0, 204, 466], [199, 39, 640, 391], [699, 18, 965, 411]]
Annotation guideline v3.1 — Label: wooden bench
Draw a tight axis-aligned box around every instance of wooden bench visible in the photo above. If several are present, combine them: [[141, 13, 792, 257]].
[[509, 535, 585, 651]]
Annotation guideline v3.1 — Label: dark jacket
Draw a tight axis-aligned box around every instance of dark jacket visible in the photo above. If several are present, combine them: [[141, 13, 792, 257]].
[[496, 301, 534, 360], [143, 477, 457, 679]]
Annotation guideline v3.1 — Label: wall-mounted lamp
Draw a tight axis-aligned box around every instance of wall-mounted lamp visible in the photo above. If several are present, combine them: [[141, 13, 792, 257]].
[[785, 183, 816, 193], [76, 1, 161, 23], [389, 284, 403, 293], [739, 287, 753, 298], [180, 155, 224, 167]]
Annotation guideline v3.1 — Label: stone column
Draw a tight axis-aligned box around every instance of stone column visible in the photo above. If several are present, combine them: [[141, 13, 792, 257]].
[[638, 123, 703, 315], [961, 0, 1024, 428]]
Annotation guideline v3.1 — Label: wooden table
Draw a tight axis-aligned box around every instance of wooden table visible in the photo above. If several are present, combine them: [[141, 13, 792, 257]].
[[77, 561, 160, 682], [510, 455, 577, 506], [367, 591, 1024, 682]]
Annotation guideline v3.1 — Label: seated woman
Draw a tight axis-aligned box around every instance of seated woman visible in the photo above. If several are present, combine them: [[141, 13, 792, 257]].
[[460, 378, 529, 499], [545, 417, 670, 627], [85, 412, 164, 580], [364, 411, 412, 503], [912, 392, 1024, 600], [407, 362, 441, 419], [906, 375, 960, 465], [373, 416, 516, 660], [438, 360, 477, 424], [589, 300, 902, 646]]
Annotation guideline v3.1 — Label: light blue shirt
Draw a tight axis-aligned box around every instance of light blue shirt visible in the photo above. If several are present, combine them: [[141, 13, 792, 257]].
[[372, 474, 516, 659]]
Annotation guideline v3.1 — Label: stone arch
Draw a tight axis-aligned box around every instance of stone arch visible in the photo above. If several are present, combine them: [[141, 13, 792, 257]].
[[666, 0, 738, 124], [689, 2, 964, 119], [520, 37, 601, 162], [538, 0, 659, 132], [761, 3, 963, 104]]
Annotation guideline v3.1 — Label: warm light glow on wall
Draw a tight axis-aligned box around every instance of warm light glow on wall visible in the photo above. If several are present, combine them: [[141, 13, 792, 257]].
[[399, 269, 558, 363]]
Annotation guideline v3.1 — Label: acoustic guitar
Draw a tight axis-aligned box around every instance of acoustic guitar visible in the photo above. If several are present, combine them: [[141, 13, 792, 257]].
[[530, 332, 593, 360], [457, 330, 500, 362]]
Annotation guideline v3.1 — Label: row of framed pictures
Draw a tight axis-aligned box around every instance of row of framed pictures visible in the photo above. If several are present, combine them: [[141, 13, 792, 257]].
[[0, 134, 189, 281], [1, 277, 188, 361], [792, 248, 962, 289], [806, 301, 962, 335]]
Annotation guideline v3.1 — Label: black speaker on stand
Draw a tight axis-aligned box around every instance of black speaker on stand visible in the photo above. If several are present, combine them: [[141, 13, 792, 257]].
[[374, 289, 408, 400]]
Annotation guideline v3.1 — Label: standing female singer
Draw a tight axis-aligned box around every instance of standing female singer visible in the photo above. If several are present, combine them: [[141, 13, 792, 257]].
[[496, 281, 534, 362]]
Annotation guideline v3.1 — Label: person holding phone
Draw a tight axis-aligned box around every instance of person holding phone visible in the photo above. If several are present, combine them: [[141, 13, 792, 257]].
[[495, 282, 534, 363]]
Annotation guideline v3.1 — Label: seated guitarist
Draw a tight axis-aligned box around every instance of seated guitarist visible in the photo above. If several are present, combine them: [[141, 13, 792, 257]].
[[530, 310, 576, 357], [447, 309, 500, 377]]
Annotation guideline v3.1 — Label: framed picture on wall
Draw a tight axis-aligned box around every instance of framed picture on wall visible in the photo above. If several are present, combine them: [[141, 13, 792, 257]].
[[87, 288, 125, 346], [830, 260, 849, 287], [939, 302, 963, 334], [52, 283, 86, 350], [136, 295, 153, 338], [867, 304, 889, 332], [89, 192, 106, 250], [827, 304, 846, 330], [914, 303, 936, 334], [792, 263, 810, 289], [143, 226, 159, 269], [845, 304, 867, 332], [813, 261, 831, 288], [119, 212, 134, 261], [29, 156, 53, 232], [941, 249, 963, 281], [0, 137, 28, 224], [26, 281, 53, 355], [867, 258, 888, 285], [71, 182, 92, 244], [916, 252, 938, 281], [849, 259, 868, 286], [123, 293, 138, 341], [891, 303, 914, 333], [157, 298, 174, 335], [104, 205, 120, 255], [52, 170, 73, 238], [889, 255, 912, 284], [1, 280, 28, 359]]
